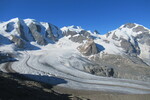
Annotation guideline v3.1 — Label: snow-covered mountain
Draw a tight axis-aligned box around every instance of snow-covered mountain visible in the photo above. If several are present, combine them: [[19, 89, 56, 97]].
[[0, 18, 150, 65], [101, 23, 150, 65], [0, 18, 62, 48], [0, 18, 150, 94]]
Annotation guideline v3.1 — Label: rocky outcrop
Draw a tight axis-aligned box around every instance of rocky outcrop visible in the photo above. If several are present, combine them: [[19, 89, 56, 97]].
[[92, 54, 150, 81], [77, 39, 99, 56], [136, 32, 150, 46], [0, 18, 65, 48], [45, 23, 56, 41], [69, 34, 87, 43], [120, 38, 140, 56], [5, 19, 29, 42], [63, 30, 78, 37], [133, 26, 149, 33], [84, 65, 115, 77], [16, 20, 29, 42], [63, 29, 91, 43], [28, 23, 47, 45], [11, 35, 25, 48], [112, 33, 119, 40], [123, 23, 136, 28]]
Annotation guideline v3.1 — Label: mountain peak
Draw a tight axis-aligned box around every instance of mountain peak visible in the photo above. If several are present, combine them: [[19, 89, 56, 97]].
[[8, 17, 21, 22], [61, 25, 83, 33], [119, 23, 149, 32], [122, 23, 136, 28], [68, 25, 82, 29]]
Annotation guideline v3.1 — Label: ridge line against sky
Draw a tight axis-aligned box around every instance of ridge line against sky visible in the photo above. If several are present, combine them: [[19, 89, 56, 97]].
[[0, 0, 150, 34]]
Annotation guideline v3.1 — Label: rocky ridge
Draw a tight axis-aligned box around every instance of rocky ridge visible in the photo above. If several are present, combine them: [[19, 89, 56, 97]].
[[0, 18, 150, 81]]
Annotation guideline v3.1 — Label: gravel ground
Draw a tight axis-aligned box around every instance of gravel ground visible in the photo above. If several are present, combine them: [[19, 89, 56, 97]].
[[0, 71, 150, 100]]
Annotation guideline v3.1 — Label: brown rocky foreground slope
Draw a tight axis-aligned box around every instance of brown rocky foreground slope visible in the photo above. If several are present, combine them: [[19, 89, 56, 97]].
[[0, 71, 150, 100], [0, 71, 89, 100]]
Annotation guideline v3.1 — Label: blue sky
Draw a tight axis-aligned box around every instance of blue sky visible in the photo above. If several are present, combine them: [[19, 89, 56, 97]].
[[0, 0, 150, 34]]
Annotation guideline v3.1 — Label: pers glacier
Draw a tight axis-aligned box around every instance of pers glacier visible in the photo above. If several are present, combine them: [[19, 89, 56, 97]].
[[0, 18, 150, 94]]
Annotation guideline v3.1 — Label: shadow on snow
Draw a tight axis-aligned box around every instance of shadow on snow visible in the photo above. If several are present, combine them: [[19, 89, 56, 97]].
[[0, 71, 70, 100]]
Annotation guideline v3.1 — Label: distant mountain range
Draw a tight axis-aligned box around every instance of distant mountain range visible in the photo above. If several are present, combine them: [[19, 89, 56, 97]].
[[0, 18, 150, 82]]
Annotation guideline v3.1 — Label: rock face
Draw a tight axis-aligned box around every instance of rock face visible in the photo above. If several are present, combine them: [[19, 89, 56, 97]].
[[136, 32, 150, 46], [84, 65, 115, 77], [62, 26, 91, 43], [105, 23, 150, 65], [0, 18, 62, 48], [28, 23, 47, 45], [45, 23, 56, 41], [120, 38, 140, 56], [123, 23, 136, 28], [92, 54, 150, 81], [68, 30, 91, 43], [132, 26, 149, 33], [77, 39, 99, 56], [11, 35, 25, 48]]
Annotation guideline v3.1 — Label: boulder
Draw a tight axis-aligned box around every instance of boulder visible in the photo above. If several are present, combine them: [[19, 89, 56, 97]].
[[84, 65, 115, 77], [77, 39, 99, 56]]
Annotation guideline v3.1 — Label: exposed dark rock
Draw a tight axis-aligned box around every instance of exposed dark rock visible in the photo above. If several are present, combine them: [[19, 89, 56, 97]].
[[106, 32, 112, 38], [11, 35, 25, 48], [136, 32, 150, 46], [16, 20, 29, 42], [0, 71, 71, 100], [84, 65, 115, 77], [92, 54, 150, 81], [94, 30, 99, 34], [77, 39, 99, 56], [28, 23, 47, 45], [63, 30, 78, 37], [132, 26, 149, 33], [80, 30, 91, 37], [112, 33, 119, 40], [63, 29, 91, 43], [45, 23, 56, 41], [123, 23, 136, 28], [69, 35, 87, 43], [120, 38, 140, 56], [107, 68, 114, 77], [84, 66, 106, 76]]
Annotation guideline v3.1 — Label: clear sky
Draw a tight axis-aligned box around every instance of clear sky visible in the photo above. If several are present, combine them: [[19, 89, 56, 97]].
[[0, 0, 150, 34]]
